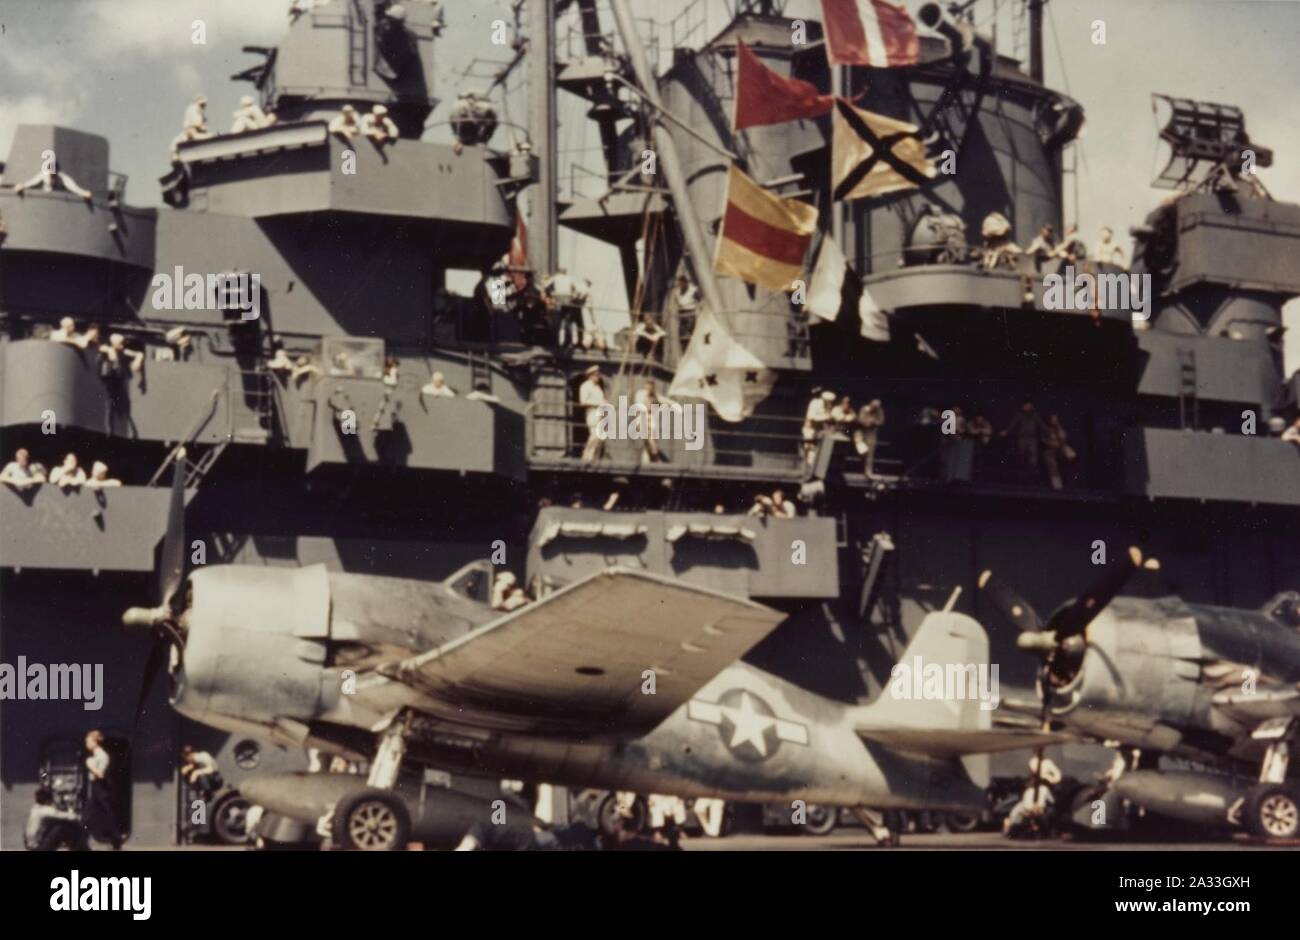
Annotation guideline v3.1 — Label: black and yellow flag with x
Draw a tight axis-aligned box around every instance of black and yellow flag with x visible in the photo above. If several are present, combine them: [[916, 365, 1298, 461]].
[[832, 98, 936, 202]]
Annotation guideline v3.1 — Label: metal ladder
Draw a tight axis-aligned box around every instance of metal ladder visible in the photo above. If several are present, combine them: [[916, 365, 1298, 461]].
[[528, 370, 571, 461], [348, 0, 369, 88], [230, 367, 281, 444], [1178, 346, 1199, 429], [147, 389, 228, 489], [857, 531, 896, 620], [468, 349, 493, 395]]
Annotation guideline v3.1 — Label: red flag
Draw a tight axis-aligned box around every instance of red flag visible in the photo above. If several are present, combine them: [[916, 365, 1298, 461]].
[[733, 41, 834, 131], [820, 0, 920, 68]]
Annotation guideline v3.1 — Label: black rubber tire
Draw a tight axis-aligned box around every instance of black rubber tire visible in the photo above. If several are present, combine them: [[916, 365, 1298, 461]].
[[802, 803, 838, 836], [943, 812, 980, 833], [211, 792, 252, 845], [597, 793, 647, 836], [331, 789, 411, 851], [1244, 784, 1300, 840]]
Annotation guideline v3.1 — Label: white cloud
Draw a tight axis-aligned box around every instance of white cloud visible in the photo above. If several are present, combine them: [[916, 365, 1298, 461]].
[[173, 61, 204, 96], [0, 0, 290, 165], [0, 93, 86, 169], [79, 0, 289, 59]]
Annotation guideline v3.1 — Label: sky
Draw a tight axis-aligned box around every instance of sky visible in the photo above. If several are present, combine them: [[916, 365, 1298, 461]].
[[1, 0, 1298, 363]]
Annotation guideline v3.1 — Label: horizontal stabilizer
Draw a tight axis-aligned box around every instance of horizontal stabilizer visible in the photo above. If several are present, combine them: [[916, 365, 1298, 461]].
[[853, 727, 1069, 759]]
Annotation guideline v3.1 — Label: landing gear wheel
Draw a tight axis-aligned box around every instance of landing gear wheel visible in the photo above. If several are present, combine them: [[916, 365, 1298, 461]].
[[331, 789, 411, 851], [1244, 785, 1300, 840], [597, 793, 647, 836], [943, 812, 980, 834], [803, 804, 838, 836], [212, 792, 252, 845]]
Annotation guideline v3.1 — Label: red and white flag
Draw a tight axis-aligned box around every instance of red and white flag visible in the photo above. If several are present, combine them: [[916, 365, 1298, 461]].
[[819, 0, 920, 68]]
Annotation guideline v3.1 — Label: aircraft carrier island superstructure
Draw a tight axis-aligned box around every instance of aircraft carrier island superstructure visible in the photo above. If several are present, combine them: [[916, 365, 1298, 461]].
[[3, 0, 1300, 847]]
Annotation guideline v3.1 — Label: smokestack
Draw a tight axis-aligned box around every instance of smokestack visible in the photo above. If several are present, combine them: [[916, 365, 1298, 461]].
[[1028, 0, 1045, 84]]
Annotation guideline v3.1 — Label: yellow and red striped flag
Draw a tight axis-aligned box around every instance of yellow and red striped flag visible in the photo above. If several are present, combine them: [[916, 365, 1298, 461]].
[[714, 164, 819, 292]]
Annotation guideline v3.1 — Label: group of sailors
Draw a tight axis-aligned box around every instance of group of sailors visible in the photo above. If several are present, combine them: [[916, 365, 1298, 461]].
[[803, 389, 1080, 490], [576, 368, 675, 466], [979, 213, 1127, 272], [171, 93, 274, 159], [748, 488, 798, 518], [41, 311, 512, 421], [40, 317, 148, 436], [1, 447, 122, 494], [25, 734, 221, 851], [171, 92, 401, 161], [994, 400, 1074, 489], [329, 104, 401, 147], [480, 266, 616, 353], [923, 400, 1074, 489], [804, 389, 886, 479], [472, 265, 676, 360]]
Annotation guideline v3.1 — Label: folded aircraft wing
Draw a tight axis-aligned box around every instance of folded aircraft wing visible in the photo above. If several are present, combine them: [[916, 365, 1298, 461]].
[[854, 727, 1071, 759], [373, 568, 786, 739]]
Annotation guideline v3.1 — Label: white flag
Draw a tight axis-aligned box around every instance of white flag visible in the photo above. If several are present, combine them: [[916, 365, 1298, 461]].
[[669, 308, 775, 422], [859, 283, 891, 342], [807, 235, 850, 322]]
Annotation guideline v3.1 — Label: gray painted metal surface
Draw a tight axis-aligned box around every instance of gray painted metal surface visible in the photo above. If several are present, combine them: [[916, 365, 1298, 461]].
[[3, 1, 1300, 849]]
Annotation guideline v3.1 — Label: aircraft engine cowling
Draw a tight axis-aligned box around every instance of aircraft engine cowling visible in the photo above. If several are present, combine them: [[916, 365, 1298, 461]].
[[1043, 603, 1204, 751], [172, 564, 339, 738]]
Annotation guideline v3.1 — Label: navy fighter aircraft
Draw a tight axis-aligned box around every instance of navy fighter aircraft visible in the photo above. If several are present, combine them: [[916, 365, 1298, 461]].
[[980, 550, 1300, 840], [123, 458, 1058, 850]]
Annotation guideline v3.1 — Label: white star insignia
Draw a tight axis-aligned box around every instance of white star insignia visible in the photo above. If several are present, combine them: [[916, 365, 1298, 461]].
[[719, 691, 776, 757]]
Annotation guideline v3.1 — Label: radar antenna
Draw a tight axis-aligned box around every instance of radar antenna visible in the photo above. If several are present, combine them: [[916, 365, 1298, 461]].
[[1151, 94, 1272, 197]]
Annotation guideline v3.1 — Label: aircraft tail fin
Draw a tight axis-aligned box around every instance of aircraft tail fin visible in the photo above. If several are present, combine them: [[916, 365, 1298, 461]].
[[851, 611, 1065, 759]]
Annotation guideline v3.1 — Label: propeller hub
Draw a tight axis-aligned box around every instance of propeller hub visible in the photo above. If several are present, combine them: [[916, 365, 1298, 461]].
[[1016, 631, 1057, 653], [122, 606, 166, 631], [1060, 634, 1087, 656]]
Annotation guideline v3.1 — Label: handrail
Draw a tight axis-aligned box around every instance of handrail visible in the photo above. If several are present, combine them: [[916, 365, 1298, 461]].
[[146, 388, 222, 487]]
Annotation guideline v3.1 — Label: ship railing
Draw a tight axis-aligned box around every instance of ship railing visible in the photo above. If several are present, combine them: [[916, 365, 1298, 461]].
[[430, 286, 806, 365], [559, 4, 662, 72], [667, 0, 717, 52], [561, 160, 633, 202], [528, 400, 902, 480]]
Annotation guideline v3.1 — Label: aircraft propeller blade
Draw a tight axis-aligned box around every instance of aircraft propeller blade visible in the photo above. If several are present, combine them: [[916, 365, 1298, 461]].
[[131, 619, 186, 729], [134, 634, 171, 728], [977, 569, 1043, 633], [1044, 546, 1143, 639], [158, 447, 188, 613], [1027, 663, 1054, 806]]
